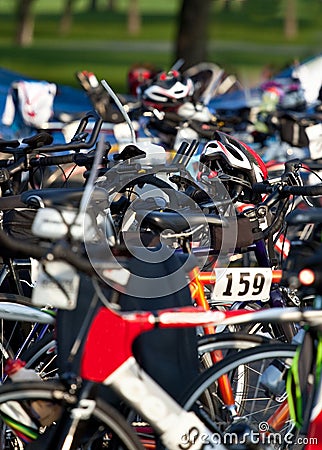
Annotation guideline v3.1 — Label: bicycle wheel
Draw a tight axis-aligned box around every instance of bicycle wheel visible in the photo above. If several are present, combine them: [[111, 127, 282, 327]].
[[181, 343, 298, 448], [0, 294, 54, 381], [0, 381, 144, 450], [21, 332, 57, 379]]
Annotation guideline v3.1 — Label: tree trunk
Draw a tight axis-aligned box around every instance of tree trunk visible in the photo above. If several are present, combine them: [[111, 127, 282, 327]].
[[127, 0, 141, 35], [223, 0, 230, 11], [175, 0, 212, 71], [284, 0, 298, 40], [60, 0, 76, 35], [15, 0, 36, 47], [89, 0, 98, 11], [106, 0, 116, 11]]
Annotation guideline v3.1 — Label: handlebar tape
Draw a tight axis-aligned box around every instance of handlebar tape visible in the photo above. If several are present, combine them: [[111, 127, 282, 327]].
[[252, 183, 274, 194], [282, 184, 322, 196], [253, 182, 322, 197], [30, 154, 76, 167]]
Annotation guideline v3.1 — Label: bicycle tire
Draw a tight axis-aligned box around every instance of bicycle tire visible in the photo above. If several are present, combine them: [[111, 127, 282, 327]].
[[181, 343, 298, 447], [0, 295, 33, 358], [197, 331, 275, 371], [197, 331, 273, 353], [0, 381, 145, 450], [124, 331, 277, 447]]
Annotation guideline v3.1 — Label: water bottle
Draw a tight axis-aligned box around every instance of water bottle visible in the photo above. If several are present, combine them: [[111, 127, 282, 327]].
[[259, 358, 289, 397], [260, 329, 306, 397], [5, 358, 41, 382], [0, 359, 61, 443], [291, 328, 305, 346]]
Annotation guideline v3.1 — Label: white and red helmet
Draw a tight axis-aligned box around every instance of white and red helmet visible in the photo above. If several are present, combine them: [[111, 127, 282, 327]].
[[199, 131, 268, 203], [138, 70, 194, 111]]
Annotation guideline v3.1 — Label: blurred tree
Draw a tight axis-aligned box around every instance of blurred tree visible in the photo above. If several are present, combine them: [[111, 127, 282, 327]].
[[106, 0, 116, 10], [60, 0, 78, 35], [215, 0, 245, 11], [175, 0, 212, 70], [127, 0, 141, 35], [284, 0, 298, 39], [89, 0, 98, 10], [88, 0, 116, 11], [15, 0, 36, 46]]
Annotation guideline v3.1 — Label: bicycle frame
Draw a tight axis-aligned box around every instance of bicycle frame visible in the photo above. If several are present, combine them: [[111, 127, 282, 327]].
[[0, 259, 31, 296], [80, 303, 317, 450]]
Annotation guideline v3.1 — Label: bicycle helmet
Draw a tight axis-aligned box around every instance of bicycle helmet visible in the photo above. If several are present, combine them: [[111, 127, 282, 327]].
[[199, 131, 268, 204], [138, 70, 194, 111], [127, 63, 158, 96]]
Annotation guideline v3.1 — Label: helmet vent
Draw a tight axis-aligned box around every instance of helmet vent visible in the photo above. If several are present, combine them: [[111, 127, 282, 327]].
[[226, 144, 244, 161]]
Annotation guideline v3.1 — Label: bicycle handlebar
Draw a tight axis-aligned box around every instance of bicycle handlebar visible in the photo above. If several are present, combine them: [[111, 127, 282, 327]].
[[252, 183, 274, 194], [22, 132, 54, 150], [282, 184, 322, 196], [29, 154, 76, 167], [253, 182, 322, 197], [29, 151, 109, 168], [0, 227, 95, 275], [251, 162, 322, 240], [31, 112, 103, 153], [0, 134, 53, 155], [0, 227, 49, 259]]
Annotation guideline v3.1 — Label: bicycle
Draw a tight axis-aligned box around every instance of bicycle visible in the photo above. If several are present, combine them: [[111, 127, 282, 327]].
[[0, 110, 103, 264]]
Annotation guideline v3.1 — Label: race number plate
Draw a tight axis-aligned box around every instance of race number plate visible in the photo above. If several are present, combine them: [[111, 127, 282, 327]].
[[32, 261, 80, 310], [211, 267, 273, 303]]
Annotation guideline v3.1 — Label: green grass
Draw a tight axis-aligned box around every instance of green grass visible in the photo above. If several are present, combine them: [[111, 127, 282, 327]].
[[0, 43, 173, 91], [0, 0, 321, 93]]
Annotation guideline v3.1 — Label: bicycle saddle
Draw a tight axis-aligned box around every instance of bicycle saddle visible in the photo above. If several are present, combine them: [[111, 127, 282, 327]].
[[136, 210, 226, 233]]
